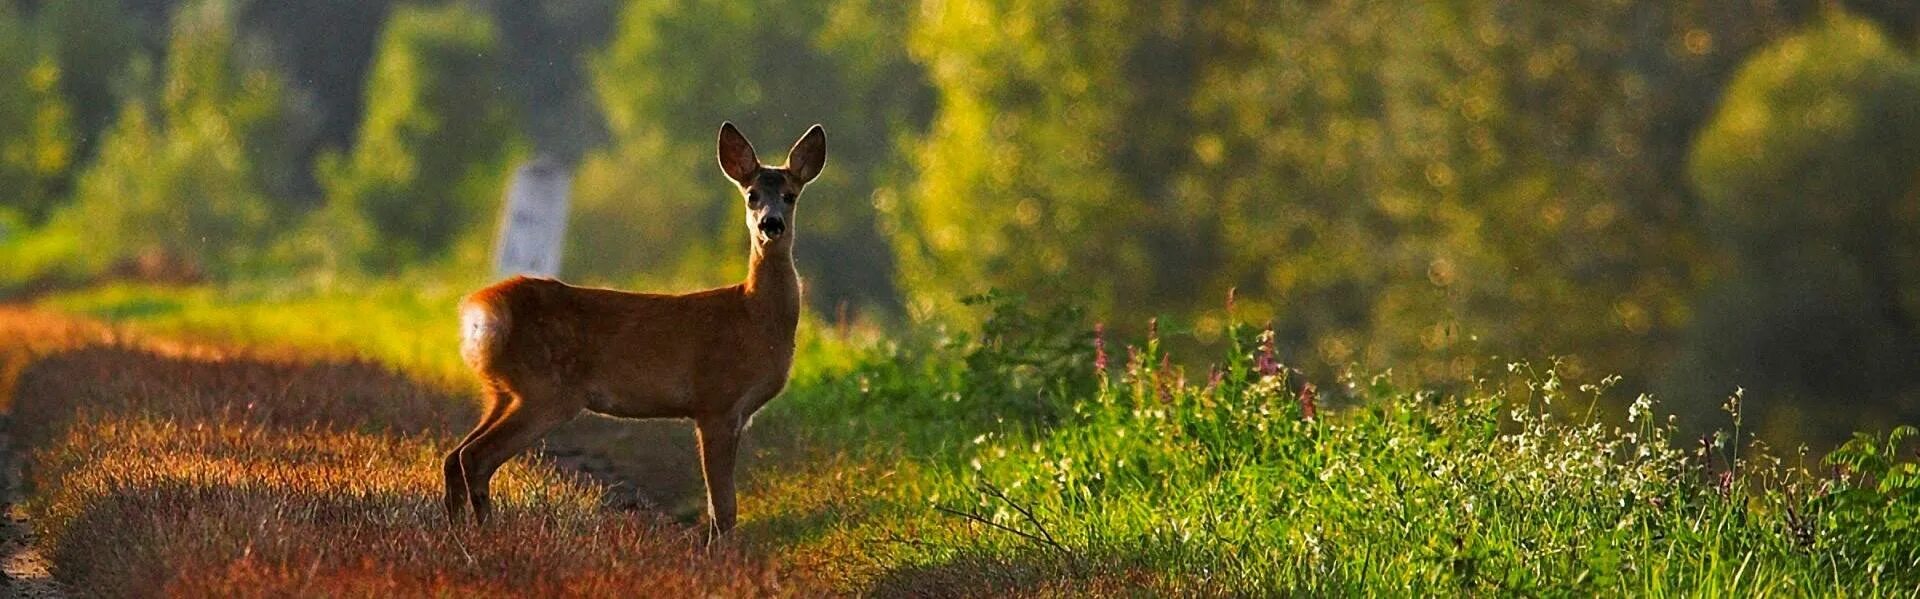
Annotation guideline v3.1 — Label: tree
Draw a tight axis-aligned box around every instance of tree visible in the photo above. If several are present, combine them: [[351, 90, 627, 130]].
[[33, 0, 145, 174], [317, 3, 519, 273], [1678, 8, 1920, 433], [51, 0, 291, 279], [237, 0, 394, 203], [0, 5, 75, 224], [894, 2, 1179, 323], [486, 0, 616, 165], [895, 0, 1813, 389]]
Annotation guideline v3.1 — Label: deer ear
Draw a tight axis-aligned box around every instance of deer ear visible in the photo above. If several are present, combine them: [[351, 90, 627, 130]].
[[717, 122, 759, 185], [785, 124, 826, 184]]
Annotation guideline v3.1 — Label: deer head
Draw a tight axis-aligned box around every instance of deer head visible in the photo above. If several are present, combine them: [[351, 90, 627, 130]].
[[717, 123, 827, 252]]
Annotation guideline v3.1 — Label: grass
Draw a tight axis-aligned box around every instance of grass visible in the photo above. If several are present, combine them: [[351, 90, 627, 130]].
[[12, 283, 1920, 595], [0, 308, 807, 597], [40, 280, 478, 383]]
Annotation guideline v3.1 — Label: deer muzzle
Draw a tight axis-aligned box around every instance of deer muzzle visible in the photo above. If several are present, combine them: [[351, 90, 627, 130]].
[[757, 216, 786, 239]]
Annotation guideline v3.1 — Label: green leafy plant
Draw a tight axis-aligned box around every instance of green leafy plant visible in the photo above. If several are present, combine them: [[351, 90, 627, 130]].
[[1819, 425, 1920, 574]]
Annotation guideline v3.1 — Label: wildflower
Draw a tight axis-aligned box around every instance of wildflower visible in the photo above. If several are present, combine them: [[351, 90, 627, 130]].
[[1627, 393, 1653, 423], [1298, 382, 1318, 421], [1157, 354, 1175, 404], [1092, 323, 1108, 375], [1254, 328, 1280, 378], [1721, 387, 1744, 427]]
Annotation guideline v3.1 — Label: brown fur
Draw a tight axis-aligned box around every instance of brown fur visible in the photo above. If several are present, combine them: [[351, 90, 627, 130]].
[[444, 123, 825, 537]]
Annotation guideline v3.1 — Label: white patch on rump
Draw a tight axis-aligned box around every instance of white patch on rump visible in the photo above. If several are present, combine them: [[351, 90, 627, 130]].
[[459, 302, 504, 370]]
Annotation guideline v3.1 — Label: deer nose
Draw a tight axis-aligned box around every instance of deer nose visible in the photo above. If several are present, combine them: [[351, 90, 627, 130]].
[[757, 216, 786, 237]]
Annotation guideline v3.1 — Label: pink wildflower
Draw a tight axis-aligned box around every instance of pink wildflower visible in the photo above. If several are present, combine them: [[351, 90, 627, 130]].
[[1254, 327, 1280, 377], [1093, 323, 1108, 375], [1157, 354, 1174, 404]]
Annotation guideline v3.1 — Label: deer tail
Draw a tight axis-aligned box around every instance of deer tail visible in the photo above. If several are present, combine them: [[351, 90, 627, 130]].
[[459, 291, 512, 374]]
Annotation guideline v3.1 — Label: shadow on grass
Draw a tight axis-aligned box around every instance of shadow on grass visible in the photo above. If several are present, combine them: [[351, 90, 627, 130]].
[[6, 337, 737, 513], [5, 328, 470, 436], [48, 477, 789, 597]]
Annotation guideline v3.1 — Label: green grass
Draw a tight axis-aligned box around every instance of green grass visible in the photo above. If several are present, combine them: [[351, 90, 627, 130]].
[[43, 280, 477, 383], [36, 283, 1920, 595], [43, 279, 875, 388]]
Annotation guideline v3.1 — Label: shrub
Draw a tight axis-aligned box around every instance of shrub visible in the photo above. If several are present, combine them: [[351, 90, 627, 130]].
[[1820, 425, 1920, 575]]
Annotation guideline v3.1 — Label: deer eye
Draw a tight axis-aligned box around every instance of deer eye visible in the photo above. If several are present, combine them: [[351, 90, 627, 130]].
[[782, 193, 797, 204]]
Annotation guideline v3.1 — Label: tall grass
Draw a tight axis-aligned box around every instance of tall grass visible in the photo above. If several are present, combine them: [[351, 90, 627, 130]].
[[772, 294, 1920, 594]]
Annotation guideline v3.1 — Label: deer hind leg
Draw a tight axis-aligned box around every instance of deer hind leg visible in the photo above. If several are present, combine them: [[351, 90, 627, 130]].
[[458, 385, 578, 524], [444, 387, 511, 523], [695, 415, 743, 540]]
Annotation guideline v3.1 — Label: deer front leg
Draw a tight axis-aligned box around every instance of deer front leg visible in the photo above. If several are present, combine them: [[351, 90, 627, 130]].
[[695, 415, 742, 540]]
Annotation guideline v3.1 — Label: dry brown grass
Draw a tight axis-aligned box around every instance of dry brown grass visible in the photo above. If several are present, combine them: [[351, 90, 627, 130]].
[[0, 308, 819, 597]]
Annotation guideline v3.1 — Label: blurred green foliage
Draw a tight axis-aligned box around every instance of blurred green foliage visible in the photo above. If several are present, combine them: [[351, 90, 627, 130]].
[[1680, 10, 1920, 434], [33, 0, 146, 174], [317, 3, 519, 273], [891, 0, 1859, 419], [0, 4, 75, 224], [47, 0, 291, 280], [0, 0, 1915, 442]]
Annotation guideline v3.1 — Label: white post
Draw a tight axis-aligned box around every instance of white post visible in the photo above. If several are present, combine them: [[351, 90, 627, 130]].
[[493, 155, 572, 278]]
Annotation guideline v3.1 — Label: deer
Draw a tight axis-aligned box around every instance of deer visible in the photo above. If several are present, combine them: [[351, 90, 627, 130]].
[[443, 122, 825, 538]]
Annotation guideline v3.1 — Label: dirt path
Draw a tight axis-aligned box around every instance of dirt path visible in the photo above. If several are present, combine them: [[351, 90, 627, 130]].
[[0, 309, 99, 599], [0, 417, 63, 599]]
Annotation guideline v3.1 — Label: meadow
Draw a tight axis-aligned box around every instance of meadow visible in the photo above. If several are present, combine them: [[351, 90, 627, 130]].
[[2, 1, 1917, 595], [0, 282, 1912, 596]]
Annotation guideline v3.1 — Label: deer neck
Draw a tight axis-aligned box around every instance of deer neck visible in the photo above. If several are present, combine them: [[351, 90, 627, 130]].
[[744, 242, 800, 330]]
